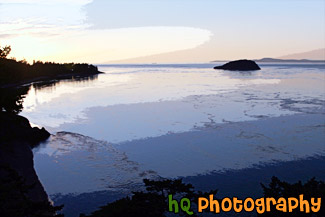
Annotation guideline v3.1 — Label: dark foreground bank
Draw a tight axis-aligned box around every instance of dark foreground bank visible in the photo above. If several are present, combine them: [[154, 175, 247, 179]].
[[0, 112, 64, 216]]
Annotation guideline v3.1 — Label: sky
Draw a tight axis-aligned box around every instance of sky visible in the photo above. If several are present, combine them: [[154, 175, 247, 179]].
[[0, 0, 324, 63]]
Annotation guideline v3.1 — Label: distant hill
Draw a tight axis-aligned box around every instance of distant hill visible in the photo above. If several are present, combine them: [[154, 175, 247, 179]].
[[254, 58, 325, 63], [113, 47, 325, 64], [278, 48, 325, 60], [212, 48, 325, 63], [212, 58, 325, 63]]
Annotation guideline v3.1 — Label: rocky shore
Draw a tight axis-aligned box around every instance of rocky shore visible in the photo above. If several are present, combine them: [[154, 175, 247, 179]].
[[0, 113, 62, 216]]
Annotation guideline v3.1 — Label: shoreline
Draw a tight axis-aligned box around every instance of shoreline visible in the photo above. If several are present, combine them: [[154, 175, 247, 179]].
[[0, 57, 103, 88], [0, 71, 103, 89]]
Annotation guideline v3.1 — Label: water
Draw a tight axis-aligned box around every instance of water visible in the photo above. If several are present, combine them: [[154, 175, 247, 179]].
[[20, 63, 325, 214], [24, 63, 324, 143]]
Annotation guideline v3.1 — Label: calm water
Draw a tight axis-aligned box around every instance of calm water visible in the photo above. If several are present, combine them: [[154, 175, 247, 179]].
[[21, 63, 325, 198]]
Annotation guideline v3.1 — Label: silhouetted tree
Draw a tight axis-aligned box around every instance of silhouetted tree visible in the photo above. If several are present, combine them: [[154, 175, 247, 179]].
[[0, 87, 28, 114], [259, 176, 325, 217], [0, 57, 100, 85], [0, 45, 11, 58], [81, 178, 217, 217]]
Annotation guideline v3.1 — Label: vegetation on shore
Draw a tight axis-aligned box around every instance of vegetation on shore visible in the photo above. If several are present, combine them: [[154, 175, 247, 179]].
[[0, 44, 101, 87], [259, 177, 325, 217], [80, 177, 324, 217], [1, 173, 323, 216], [80, 178, 217, 217], [0, 87, 28, 114]]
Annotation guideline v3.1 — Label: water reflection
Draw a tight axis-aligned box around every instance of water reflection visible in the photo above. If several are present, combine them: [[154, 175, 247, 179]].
[[32, 74, 99, 90], [0, 74, 100, 115]]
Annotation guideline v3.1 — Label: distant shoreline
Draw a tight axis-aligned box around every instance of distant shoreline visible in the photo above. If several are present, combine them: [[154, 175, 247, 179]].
[[212, 58, 325, 64]]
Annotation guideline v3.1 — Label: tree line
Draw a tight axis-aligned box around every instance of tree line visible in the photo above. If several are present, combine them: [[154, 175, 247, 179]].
[[0, 44, 100, 86]]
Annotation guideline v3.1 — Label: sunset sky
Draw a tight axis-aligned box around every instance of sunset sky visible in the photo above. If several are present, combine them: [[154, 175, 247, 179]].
[[0, 0, 324, 63]]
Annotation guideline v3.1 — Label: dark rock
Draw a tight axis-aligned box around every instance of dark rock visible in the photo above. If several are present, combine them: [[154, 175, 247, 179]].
[[214, 59, 261, 71], [0, 140, 49, 203], [0, 112, 61, 216], [0, 112, 50, 148]]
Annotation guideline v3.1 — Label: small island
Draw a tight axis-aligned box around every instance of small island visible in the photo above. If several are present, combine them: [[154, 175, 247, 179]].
[[214, 59, 261, 71]]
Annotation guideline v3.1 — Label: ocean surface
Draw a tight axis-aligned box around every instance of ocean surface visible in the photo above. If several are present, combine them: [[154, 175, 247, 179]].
[[20, 63, 325, 216]]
